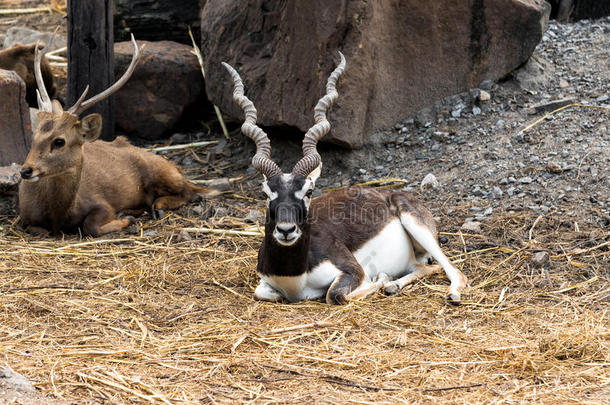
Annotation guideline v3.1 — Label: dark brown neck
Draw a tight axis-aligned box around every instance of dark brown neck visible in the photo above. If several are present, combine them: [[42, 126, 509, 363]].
[[257, 216, 311, 277]]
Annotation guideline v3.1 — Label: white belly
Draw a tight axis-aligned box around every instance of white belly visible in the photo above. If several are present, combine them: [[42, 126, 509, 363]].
[[354, 218, 414, 279]]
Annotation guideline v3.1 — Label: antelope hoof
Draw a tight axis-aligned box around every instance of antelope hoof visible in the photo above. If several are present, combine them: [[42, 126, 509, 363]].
[[152, 209, 166, 220], [375, 273, 390, 284], [383, 281, 400, 295], [445, 287, 462, 305]]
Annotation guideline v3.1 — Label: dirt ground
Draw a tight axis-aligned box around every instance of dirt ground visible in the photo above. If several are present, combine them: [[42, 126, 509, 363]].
[[0, 2, 609, 405]]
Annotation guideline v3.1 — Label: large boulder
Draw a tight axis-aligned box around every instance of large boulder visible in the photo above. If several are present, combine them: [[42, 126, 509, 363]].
[[202, 0, 550, 148], [3, 27, 67, 52], [114, 0, 202, 45], [114, 40, 204, 140], [0, 69, 31, 166]]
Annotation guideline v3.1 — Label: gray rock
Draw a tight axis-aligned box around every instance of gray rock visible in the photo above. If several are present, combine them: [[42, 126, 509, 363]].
[[478, 90, 491, 101], [596, 94, 609, 102], [244, 209, 265, 224], [478, 80, 493, 90], [3, 27, 66, 52], [472, 106, 482, 115], [0, 368, 36, 393], [531, 251, 550, 268], [519, 176, 534, 184], [420, 173, 439, 190], [490, 186, 503, 199], [0, 164, 20, 194], [461, 221, 482, 233]]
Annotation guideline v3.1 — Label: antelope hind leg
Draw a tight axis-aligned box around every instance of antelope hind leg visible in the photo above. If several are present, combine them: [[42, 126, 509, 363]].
[[384, 264, 442, 295], [399, 213, 468, 303]]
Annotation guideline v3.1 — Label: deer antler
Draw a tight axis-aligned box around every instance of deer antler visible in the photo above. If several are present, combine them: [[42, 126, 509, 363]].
[[67, 34, 145, 116], [292, 52, 346, 177], [34, 28, 59, 112], [222, 62, 282, 178]]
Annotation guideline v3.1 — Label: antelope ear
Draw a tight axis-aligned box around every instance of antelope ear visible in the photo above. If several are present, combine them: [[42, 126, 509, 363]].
[[307, 165, 322, 184], [80, 114, 102, 142]]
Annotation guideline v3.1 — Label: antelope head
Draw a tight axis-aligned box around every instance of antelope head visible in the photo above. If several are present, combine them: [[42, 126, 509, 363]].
[[20, 34, 144, 182], [223, 53, 345, 246]]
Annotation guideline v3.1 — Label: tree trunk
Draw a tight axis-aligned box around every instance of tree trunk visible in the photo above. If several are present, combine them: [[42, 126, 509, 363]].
[[67, 0, 114, 140]]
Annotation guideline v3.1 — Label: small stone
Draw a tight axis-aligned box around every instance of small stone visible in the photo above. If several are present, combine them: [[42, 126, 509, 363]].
[[177, 229, 192, 241], [244, 209, 265, 224], [531, 251, 550, 268], [472, 106, 482, 115], [359, 168, 367, 175], [0, 164, 20, 193], [499, 178, 509, 185], [214, 207, 230, 217], [519, 176, 533, 184], [596, 94, 609, 102], [559, 79, 569, 88], [546, 161, 563, 173], [490, 186, 503, 199], [461, 221, 482, 233], [420, 173, 439, 190], [192, 205, 205, 216], [507, 186, 516, 196], [451, 108, 462, 118], [478, 90, 491, 101], [478, 80, 493, 90]]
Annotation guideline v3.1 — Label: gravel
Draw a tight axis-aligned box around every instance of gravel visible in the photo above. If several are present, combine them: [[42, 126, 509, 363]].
[[298, 17, 610, 229]]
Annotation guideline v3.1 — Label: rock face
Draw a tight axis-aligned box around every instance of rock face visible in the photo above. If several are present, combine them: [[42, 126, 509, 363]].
[[114, 40, 204, 140], [0, 69, 31, 166], [201, 0, 550, 148], [3, 27, 67, 52]]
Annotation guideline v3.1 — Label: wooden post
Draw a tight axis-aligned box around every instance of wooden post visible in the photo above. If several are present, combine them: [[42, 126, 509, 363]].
[[67, 0, 114, 140]]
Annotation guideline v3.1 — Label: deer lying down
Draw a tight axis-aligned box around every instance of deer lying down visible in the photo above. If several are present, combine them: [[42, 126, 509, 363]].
[[18, 36, 213, 236], [0, 43, 56, 107], [223, 54, 468, 304]]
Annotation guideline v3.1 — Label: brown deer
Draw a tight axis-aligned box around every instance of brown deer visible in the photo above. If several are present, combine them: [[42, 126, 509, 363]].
[[0, 43, 56, 107], [223, 53, 469, 304], [18, 35, 214, 236]]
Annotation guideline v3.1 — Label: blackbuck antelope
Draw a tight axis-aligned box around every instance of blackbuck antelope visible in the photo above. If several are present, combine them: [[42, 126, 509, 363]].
[[0, 42, 56, 107], [223, 54, 468, 304], [19, 35, 213, 236]]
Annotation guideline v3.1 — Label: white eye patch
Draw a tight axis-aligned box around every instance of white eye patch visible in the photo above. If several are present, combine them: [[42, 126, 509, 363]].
[[294, 179, 313, 201], [262, 181, 278, 200]]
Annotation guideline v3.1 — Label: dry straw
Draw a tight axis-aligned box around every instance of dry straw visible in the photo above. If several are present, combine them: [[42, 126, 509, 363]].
[[1, 190, 608, 403]]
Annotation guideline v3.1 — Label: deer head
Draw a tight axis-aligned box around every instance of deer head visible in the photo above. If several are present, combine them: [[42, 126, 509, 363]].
[[223, 53, 345, 246], [20, 34, 144, 182]]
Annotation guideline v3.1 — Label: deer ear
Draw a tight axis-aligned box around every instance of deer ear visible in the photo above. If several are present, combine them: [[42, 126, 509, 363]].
[[307, 165, 322, 184], [80, 114, 102, 142]]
